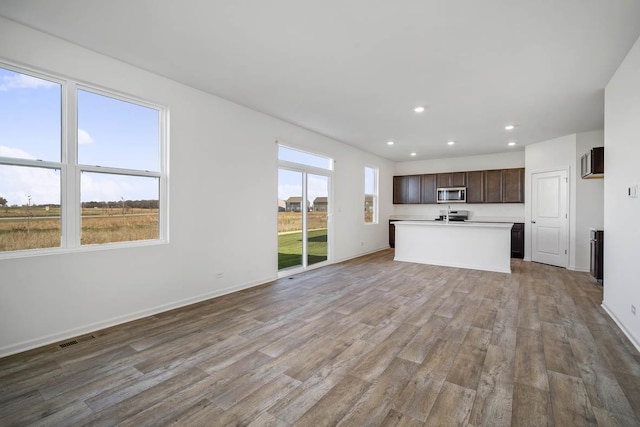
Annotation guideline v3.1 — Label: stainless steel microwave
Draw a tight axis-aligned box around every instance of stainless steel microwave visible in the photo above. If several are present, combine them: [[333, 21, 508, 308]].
[[437, 187, 466, 203]]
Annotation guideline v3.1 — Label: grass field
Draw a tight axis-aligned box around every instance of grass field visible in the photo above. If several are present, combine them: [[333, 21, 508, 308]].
[[278, 228, 327, 270], [0, 208, 159, 252], [277, 211, 328, 270], [2, 209, 324, 269]]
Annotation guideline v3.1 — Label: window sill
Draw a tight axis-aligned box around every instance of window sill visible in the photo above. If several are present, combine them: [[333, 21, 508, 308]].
[[0, 239, 169, 260]]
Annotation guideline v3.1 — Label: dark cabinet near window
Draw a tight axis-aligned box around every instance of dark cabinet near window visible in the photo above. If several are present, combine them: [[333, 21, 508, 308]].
[[393, 175, 421, 204], [420, 174, 437, 204], [436, 172, 466, 188], [581, 147, 604, 179], [511, 223, 524, 259]]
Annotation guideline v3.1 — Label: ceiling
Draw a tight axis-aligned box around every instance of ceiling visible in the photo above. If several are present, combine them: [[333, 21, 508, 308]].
[[2, 1, 640, 162]]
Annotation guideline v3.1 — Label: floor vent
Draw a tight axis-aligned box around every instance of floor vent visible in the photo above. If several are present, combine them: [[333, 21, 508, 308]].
[[58, 334, 96, 349]]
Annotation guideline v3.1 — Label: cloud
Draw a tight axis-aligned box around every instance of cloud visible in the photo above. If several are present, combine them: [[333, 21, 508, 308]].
[[0, 73, 57, 92], [0, 145, 37, 160], [0, 164, 60, 206], [78, 129, 94, 145], [80, 173, 158, 203]]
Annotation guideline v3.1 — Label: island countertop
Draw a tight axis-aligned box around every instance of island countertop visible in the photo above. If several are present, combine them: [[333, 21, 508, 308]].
[[391, 220, 513, 228], [393, 220, 512, 273], [389, 215, 524, 223]]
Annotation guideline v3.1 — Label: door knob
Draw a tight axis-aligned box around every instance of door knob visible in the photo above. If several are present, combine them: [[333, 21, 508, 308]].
[[531, 220, 536, 224]]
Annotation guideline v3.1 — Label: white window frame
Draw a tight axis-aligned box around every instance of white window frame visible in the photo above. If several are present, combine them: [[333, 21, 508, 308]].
[[277, 143, 333, 276], [0, 61, 168, 259], [364, 165, 379, 225]]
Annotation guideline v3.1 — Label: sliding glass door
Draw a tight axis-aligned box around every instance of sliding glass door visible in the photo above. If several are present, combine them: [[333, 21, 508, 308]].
[[277, 168, 303, 270], [277, 145, 332, 274], [307, 173, 328, 266]]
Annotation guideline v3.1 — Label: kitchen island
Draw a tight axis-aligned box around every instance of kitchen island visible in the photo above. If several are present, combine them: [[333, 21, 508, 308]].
[[392, 220, 513, 273]]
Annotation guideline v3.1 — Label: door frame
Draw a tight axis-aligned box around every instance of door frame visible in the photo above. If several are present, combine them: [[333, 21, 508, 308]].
[[529, 168, 570, 268], [277, 162, 332, 278]]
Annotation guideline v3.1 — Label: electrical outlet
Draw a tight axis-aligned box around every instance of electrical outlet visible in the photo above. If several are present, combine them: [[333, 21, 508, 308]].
[[632, 305, 636, 316], [360, 242, 364, 246], [216, 272, 224, 279]]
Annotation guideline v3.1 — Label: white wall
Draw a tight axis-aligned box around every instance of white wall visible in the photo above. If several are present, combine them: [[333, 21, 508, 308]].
[[393, 151, 526, 220], [603, 35, 640, 349], [524, 134, 576, 264], [0, 18, 394, 357], [524, 131, 605, 271], [575, 130, 604, 271]]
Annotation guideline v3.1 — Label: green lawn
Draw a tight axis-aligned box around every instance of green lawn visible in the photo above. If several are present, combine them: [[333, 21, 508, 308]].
[[278, 228, 327, 270]]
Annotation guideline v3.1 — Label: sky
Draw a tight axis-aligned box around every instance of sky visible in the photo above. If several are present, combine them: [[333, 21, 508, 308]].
[[277, 146, 376, 207], [278, 146, 330, 206], [0, 66, 159, 206], [0, 66, 369, 208]]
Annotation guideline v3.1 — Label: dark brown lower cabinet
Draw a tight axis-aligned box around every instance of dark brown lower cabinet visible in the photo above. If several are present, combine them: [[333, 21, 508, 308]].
[[511, 223, 524, 259], [389, 220, 396, 248]]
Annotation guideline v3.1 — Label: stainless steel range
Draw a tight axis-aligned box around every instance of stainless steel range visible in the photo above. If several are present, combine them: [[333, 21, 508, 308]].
[[435, 209, 469, 222]]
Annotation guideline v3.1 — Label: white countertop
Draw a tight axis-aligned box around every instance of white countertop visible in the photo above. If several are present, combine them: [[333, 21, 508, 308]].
[[392, 220, 513, 228], [389, 215, 524, 223]]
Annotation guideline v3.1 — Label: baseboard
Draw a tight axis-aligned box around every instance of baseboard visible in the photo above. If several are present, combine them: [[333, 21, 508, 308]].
[[0, 275, 276, 359], [568, 266, 590, 273], [601, 303, 640, 353]]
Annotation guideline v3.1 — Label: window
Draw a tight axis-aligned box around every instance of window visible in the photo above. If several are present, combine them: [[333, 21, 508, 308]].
[[364, 166, 378, 224], [0, 63, 166, 255], [77, 89, 161, 245], [278, 145, 332, 170]]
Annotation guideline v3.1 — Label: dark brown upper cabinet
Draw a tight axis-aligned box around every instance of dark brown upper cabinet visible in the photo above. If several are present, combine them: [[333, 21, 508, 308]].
[[393, 168, 524, 204], [465, 170, 486, 203], [436, 172, 466, 188], [581, 146, 604, 179], [393, 175, 421, 204], [485, 168, 525, 203], [485, 169, 503, 203], [502, 168, 525, 203], [420, 174, 437, 204]]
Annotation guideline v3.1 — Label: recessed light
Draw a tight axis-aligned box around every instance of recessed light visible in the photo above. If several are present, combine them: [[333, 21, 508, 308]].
[[505, 125, 515, 130], [447, 141, 455, 146], [387, 141, 394, 145], [410, 152, 417, 156], [508, 141, 516, 146], [414, 106, 425, 113]]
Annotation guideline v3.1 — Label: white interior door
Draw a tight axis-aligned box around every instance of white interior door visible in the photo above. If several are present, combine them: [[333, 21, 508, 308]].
[[531, 170, 568, 267]]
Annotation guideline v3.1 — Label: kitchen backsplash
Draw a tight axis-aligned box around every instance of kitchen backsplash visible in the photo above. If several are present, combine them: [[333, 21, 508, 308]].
[[392, 203, 525, 221]]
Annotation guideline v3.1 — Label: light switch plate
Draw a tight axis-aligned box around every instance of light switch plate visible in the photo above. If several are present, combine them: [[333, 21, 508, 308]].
[[629, 185, 638, 198]]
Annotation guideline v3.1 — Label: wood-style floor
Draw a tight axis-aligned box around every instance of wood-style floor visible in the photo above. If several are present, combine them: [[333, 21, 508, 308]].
[[1, 250, 639, 426]]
